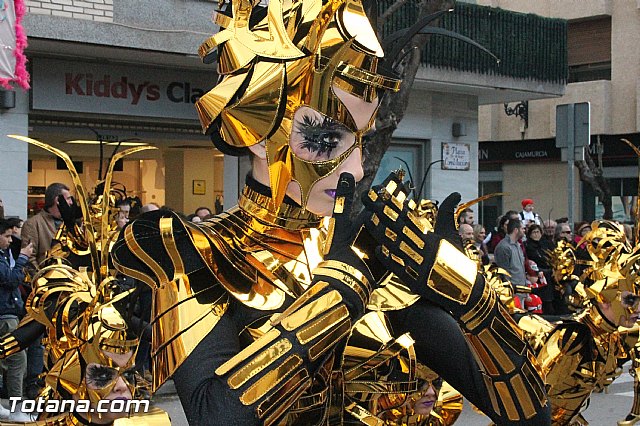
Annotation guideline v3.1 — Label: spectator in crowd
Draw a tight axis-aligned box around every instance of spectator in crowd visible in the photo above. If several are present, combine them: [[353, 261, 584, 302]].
[[21, 183, 72, 271], [519, 198, 542, 226], [554, 222, 573, 244], [574, 222, 591, 246], [194, 207, 212, 221], [0, 197, 4, 219], [457, 208, 474, 226], [458, 223, 474, 242], [20, 182, 72, 400], [523, 228, 555, 315], [140, 203, 160, 214], [488, 210, 519, 253], [472, 224, 490, 265], [543, 219, 557, 243], [5, 218, 23, 263], [0, 219, 32, 402], [495, 219, 526, 307], [494, 219, 526, 286], [115, 199, 131, 230]]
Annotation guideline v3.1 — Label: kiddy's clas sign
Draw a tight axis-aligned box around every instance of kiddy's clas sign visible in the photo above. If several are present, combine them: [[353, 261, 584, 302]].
[[31, 58, 215, 120]]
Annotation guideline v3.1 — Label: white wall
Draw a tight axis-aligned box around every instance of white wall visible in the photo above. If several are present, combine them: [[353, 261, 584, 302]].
[[0, 90, 29, 218]]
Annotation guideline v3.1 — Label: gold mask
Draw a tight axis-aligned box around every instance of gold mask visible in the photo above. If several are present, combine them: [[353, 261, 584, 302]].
[[195, 0, 401, 210]]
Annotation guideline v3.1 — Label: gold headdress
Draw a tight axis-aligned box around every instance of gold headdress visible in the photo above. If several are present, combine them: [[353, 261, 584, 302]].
[[7, 136, 156, 405], [196, 0, 402, 210]]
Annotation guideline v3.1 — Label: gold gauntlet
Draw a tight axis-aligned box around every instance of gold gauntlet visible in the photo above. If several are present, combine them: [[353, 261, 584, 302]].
[[461, 284, 547, 421], [216, 281, 355, 425], [427, 240, 477, 305]]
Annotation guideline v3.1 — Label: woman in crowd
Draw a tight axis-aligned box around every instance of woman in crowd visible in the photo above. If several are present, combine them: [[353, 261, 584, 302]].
[[472, 224, 490, 265]]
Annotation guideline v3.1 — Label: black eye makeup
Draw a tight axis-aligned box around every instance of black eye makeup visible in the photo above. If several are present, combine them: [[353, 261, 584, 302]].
[[86, 365, 118, 389], [296, 114, 348, 160], [623, 294, 640, 307]]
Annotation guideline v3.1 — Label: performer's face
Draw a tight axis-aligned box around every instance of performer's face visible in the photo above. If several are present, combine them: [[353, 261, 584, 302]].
[[409, 376, 442, 416], [81, 350, 135, 424], [284, 86, 375, 216], [599, 291, 640, 328]]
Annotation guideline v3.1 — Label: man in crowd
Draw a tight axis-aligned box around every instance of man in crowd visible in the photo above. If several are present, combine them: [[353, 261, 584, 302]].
[[0, 219, 32, 402], [194, 206, 211, 221], [555, 222, 573, 243], [459, 223, 474, 243], [495, 219, 527, 304], [457, 208, 474, 226], [20, 182, 72, 399], [543, 219, 557, 243]]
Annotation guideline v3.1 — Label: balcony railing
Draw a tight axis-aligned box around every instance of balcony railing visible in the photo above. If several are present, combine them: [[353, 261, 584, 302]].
[[379, 1, 568, 84]]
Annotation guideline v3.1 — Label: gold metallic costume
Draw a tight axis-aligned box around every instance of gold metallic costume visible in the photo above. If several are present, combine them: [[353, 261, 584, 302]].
[[0, 139, 169, 426], [109, 0, 550, 424], [506, 220, 640, 425]]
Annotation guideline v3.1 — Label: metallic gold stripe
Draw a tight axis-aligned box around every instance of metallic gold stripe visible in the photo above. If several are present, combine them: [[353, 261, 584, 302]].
[[214, 11, 232, 28], [228, 338, 292, 389], [344, 336, 415, 382], [160, 217, 185, 278], [270, 281, 329, 327], [460, 284, 492, 325], [522, 359, 546, 406], [494, 381, 520, 421], [281, 290, 343, 331], [323, 217, 335, 256], [257, 369, 310, 419], [334, 196, 346, 214], [383, 205, 398, 221], [297, 305, 349, 345], [385, 228, 397, 242], [399, 241, 424, 265], [368, 190, 378, 202], [215, 329, 281, 376], [316, 260, 371, 292], [240, 355, 302, 406], [112, 258, 156, 289], [263, 373, 311, 426], [309, 319, 351, 361], [510, 375, 536, 419], [312, 268, 368, 309], [340, 64, 402, 91], [482, 375, 501, 417], [344, 402, 383, 426], [390, 253, 405, 267], [465, 286, 497, 331], [491, 315, 526, 355], [385, 180, 398, 194], [371, 213, 380, 226], [427, 239, 475, 304], [467, 334, 499, 376], [402, 226, 425, 250], [478, 329, 516, 374], [124, 225, 169, 286], [344, 380, 417, 394], [390, 194, 404, 212]]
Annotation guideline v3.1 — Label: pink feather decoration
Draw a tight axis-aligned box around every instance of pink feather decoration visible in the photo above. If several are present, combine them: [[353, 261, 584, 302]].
[[0, 0, 30, 90]]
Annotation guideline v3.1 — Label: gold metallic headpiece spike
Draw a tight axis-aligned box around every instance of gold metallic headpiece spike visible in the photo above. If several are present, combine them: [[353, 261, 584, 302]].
[[195, 0, 401, 211]]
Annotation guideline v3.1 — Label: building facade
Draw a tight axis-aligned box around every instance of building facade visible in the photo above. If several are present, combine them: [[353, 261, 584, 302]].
[[0, 0, 566, 220], [475, 0, 639, 229]]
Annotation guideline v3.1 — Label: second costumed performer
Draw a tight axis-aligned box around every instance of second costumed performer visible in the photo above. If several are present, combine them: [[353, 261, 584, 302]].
[[111, 0, 551, 424]]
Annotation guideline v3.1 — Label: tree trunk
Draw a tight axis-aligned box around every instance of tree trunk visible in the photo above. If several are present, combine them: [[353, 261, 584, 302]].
[[353, 0, 456, 213], [575, 148, 613, 220]]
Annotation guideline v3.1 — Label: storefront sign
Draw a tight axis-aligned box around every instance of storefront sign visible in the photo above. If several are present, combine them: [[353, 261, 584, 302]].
[[442, 143, 470, 170], [31, 58, 215, 120], [478, 139, 561, 163]]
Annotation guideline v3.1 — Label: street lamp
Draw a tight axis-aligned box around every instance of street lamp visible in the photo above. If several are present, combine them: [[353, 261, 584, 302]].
[[504, 101, 529, 138]]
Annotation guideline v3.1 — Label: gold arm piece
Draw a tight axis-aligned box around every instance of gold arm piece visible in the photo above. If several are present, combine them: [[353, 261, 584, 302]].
[[427, 240, 477, 304]]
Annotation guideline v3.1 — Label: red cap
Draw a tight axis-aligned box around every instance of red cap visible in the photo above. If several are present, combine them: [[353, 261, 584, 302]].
[[525, 260, 539, 277], [521, 198, 534, 208]]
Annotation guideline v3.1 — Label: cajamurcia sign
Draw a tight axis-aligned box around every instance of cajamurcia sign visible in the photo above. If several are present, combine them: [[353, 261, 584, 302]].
[[65, 74, 204, 105]]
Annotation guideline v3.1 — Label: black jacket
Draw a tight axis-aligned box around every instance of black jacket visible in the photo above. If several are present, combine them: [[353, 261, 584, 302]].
[[0, 250, 27, 316]]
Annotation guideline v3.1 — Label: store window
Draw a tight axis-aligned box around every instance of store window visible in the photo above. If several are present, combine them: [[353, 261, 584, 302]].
[[567, 17, 611, 83], [478, 180, 502, 231], [372, 140, 426, 197]]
